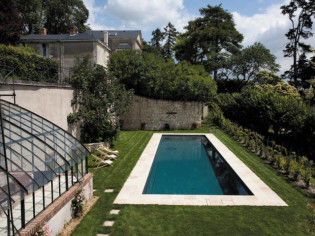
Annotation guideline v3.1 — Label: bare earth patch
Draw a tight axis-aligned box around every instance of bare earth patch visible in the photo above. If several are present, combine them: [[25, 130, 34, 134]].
[[58, 195, 100, 236]]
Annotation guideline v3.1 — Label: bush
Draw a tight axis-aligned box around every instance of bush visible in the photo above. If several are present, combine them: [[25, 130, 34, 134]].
[[0, 44, 58, 83]]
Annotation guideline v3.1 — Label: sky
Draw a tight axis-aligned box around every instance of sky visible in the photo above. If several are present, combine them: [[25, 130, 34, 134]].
[[83, 0, 315, 75]]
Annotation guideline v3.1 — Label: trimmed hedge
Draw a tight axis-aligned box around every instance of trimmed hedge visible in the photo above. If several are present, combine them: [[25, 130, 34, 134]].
[[0, 44, 58, 83]]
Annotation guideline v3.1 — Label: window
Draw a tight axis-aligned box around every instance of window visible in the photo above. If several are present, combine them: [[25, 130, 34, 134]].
[[41, 44, 49, 58]]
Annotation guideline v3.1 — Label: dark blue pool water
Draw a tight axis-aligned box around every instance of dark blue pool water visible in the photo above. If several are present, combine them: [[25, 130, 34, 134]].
[[143, 135, 252, 195]]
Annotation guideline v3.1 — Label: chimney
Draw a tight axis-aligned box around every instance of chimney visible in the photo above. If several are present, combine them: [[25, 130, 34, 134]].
[[40, 28, 47, 35], [70, 26, 77, 36], [104, 31, 108, 46]]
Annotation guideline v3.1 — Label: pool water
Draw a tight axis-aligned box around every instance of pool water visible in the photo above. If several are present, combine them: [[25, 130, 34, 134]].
[[143, 135, 252, 195]]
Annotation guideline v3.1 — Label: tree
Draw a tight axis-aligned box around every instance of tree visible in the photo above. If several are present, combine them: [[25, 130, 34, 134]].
[[174, 4, 243, 80], [41, 0, 89, 34], [232, 43, 280, 81], [281, 0, 314, 86], [109, 50, 217, 102], [151, 28, 164, 51], [162, 22, 178, 59], [16, 0, 42, 34], [0, 0, 24, 44], [68, 56, 133, 143]]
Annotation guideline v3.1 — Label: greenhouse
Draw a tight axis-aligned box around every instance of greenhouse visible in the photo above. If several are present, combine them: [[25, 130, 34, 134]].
[[0, 99, 90, 236]]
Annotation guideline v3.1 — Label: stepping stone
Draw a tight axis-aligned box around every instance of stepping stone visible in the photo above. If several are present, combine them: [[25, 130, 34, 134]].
[[104, 189, 114, 193], [96, 234, 108, 236], [103, 221, 114, 227], [110, 209, 120, 215]]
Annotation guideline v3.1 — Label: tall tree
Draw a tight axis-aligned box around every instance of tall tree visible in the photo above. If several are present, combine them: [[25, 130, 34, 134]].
[[16, 0, 42, 34], [281, 0, 314, 87], [162, 22, 178, 59], [42, 0, 89, 34], [174, 4, 243, 80], [151, 28, 164, 50], [231, 42, 280, 81], [68, 56, 133, 143]]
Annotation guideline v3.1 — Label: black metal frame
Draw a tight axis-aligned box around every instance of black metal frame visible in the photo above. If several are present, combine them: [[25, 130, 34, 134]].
[[0, 99, 90, 236]]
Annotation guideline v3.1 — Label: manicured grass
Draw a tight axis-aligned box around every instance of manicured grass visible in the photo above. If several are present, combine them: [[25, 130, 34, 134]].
[[72, 127, 315, 235]]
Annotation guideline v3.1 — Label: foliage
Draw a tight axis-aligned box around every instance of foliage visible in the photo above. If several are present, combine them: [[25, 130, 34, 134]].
[[0, 44, 58, 82], [68, 56, 133, 143], [71, 190, 85, 218], [230, 43, 280, 81], [150, 28, 164, 52], [216, 78, 248, 93], [253, 70, 283, 85], [281, 0, 314, 87], [174, 4, 243, 80], [16, 0, 42, 34], [0, 0, 24, 45], [16, 0, 90, 34], [109, 50, 217, 102], [162, 22, 179, 59], [218, 86, 306, 135], [208, 109, 314, 184], [217, 84, 315, 160]]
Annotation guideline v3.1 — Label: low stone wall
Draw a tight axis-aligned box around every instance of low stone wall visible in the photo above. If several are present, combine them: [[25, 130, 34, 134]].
[[120, 95, 203, 130], [19, 173, 93, 236]]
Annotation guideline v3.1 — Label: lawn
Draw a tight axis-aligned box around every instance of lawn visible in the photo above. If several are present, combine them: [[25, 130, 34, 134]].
[[72, 126, 315, 235]]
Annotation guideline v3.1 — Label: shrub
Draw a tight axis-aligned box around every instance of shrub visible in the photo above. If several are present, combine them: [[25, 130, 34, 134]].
[[279, 156, 287, 171], [288, 159, 302, 180], [0, 44, 58, 83], [71, 190, 85, 218]]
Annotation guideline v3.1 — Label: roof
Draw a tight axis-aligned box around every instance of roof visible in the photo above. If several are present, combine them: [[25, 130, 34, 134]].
[[85, 30, 141, 40], [20, 30, 141, 43]]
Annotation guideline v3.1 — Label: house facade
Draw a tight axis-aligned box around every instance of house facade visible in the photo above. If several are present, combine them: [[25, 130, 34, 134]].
[[20, 28, 143, 82]]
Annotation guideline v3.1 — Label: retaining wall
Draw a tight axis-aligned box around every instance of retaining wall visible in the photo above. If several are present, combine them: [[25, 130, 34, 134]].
[[0, 80, 80, 138], [120, 95, 204, 130]]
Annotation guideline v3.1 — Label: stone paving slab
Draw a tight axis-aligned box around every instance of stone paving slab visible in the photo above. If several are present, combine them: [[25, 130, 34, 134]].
[[114, 133, 287, 206], [104, 189, 114, 193], [103, 221, 114, 227], [110, 209, 120, 215]]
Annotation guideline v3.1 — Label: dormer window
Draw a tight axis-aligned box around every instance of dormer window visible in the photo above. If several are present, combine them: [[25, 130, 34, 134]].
[[109, 32, 117, 36]]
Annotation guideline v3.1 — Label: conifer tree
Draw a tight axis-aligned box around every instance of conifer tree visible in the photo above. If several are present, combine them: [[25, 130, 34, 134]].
[[162, 22, 179, 59], [281, 0, 314, 87]]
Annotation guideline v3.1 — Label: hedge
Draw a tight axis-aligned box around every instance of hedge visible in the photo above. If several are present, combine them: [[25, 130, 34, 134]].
[[0, 44, 58, 83]]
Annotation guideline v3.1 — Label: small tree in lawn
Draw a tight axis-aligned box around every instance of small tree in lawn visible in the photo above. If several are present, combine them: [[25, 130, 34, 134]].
[[68, 56, 133, 143]]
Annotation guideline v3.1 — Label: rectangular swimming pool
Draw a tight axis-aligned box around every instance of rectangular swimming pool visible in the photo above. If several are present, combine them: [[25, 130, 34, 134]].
[[114, 133, 287, 206], [143, 135, 252, 195]]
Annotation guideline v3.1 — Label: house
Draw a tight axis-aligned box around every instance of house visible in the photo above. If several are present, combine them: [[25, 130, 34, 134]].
[[20, 27, 143, 82]]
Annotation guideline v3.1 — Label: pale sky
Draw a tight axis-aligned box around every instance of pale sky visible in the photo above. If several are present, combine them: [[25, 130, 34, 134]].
[[83, 0, 315, 74]]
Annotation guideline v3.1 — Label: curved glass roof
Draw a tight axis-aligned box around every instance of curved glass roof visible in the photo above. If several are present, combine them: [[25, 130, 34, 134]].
[[0, 99, 90, 235]]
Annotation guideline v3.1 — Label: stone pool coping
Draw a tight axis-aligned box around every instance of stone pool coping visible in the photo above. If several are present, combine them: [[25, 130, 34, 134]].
[[114, 133, 288, 206]]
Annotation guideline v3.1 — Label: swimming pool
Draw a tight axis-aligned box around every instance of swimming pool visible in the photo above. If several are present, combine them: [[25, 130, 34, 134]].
[[143, 135, 252, 195], [114, 133, 287, 206]]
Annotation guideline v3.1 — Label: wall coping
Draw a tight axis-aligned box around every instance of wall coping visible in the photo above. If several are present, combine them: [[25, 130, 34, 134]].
[[19, 172, 93, 236], [0, 79, 72, 89]]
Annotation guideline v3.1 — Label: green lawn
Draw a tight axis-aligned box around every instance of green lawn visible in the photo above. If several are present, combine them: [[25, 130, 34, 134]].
[[72, 126, 315, 235]]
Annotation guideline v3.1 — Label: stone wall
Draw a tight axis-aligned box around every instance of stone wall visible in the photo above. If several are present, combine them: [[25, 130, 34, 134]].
[[120, 95, 203, 130]]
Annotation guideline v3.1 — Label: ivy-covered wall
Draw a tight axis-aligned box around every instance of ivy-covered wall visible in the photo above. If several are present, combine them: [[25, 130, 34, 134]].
[[0, 44, 58, 83]]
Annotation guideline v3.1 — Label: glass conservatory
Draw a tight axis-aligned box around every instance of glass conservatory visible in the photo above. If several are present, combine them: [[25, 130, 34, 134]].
[[0, 99, 90, 235]]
